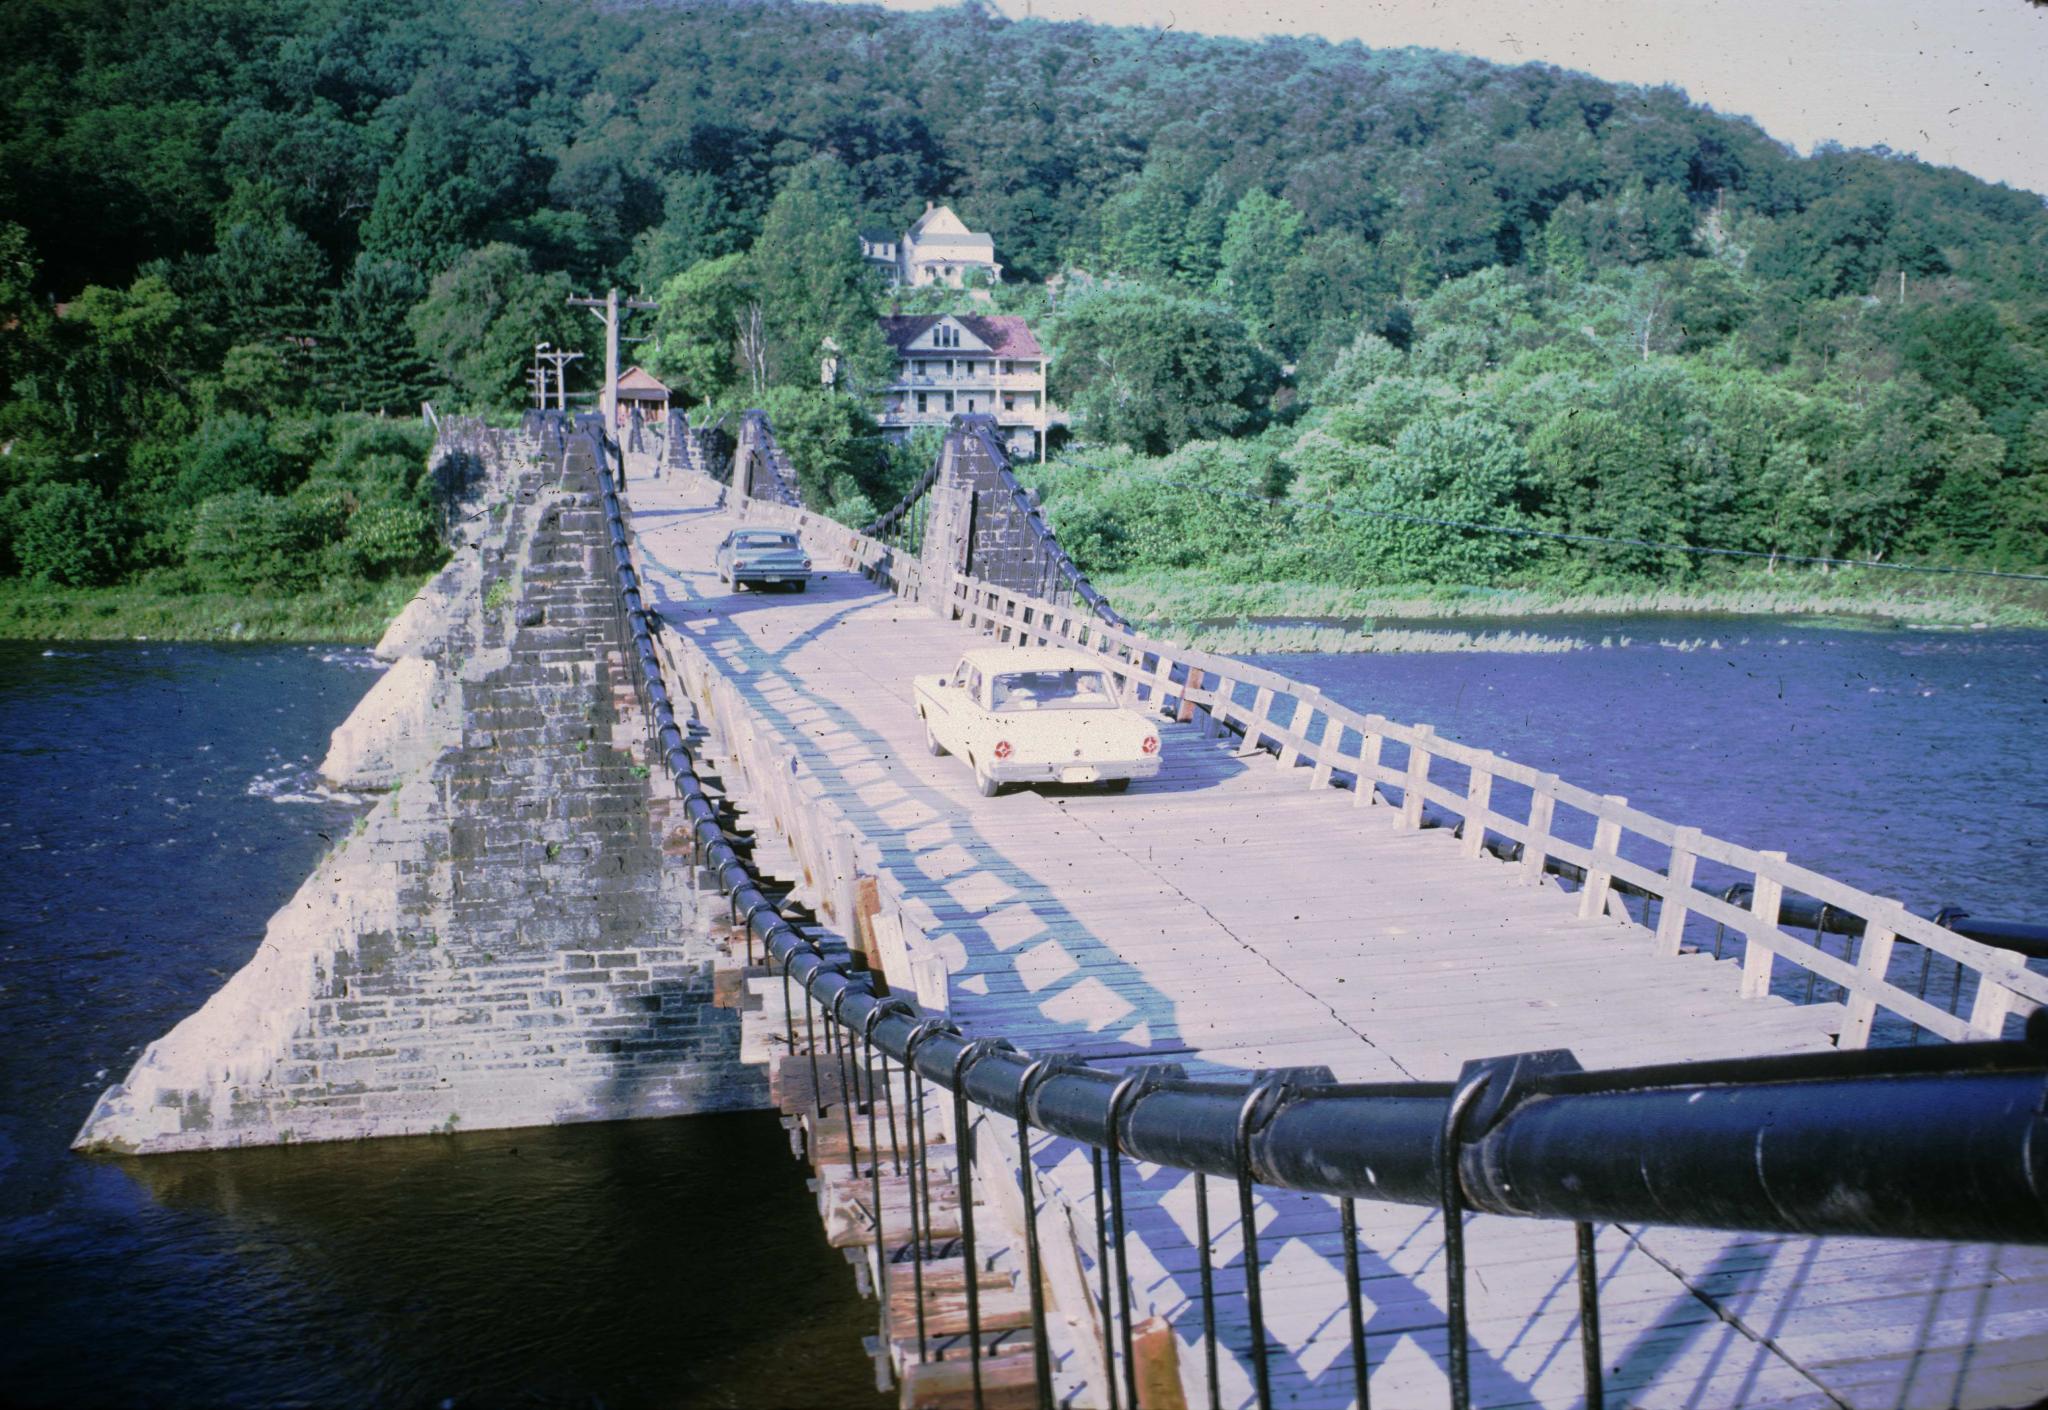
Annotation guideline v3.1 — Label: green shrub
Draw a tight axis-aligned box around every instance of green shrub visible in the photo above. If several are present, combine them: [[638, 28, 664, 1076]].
[[289, 481, 355, 544], [186, 488, 326, 587], [315, 416, 433, 502], [14, 481, 124, 586], [344, 502, 440, 576], [178, 413, 292, 502]]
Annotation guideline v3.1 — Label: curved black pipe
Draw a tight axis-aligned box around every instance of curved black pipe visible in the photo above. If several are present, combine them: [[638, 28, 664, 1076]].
[[567, 412, 2048, 1252]]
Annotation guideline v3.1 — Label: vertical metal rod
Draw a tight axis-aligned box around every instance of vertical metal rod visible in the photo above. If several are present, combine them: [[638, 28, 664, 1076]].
[[1015, 1062, 1055, 1410], [1712, 921, 1727, 960], [864, 1028, 892, 1367], [911, 1065, 933, 1362], [861, 1012, 887, 1174], [1108, 1145, 1137, 1410], [1106, 1077, 1144, 1410], [951, 1044, 994, 1410], [1236, 1084, 1274, 1410], [899, 1022, 951, 1366], [1913, 943, 1935, 1044], [882, 1050, 903, 1176], [1802, 906, 1827, 1004], [914, 1072, 936, 1317], [1092, 1148, 1120, 1410], [779, 953, 797, 1058], [832, 992, 859, 1175], [1575, 1222, 1604, 1410], [1439, 1074, 1492, 1410], [803, 975, 824, 1118], [1195, 1172, 1220, 1410], [1342, 1197, 1370, 1410]]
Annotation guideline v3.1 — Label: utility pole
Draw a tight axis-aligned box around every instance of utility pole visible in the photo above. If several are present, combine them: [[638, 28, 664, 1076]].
[[568, 288, 656, 427], [535, 343, 583, 411]]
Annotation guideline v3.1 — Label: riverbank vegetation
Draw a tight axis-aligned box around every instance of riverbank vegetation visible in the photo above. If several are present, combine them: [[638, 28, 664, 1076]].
[[1101, 566, 2048, 630], [2, 0, 2043, 638], [0, 576, 427, 643]]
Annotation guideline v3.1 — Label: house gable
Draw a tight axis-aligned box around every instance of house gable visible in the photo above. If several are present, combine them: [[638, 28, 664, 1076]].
[[906, 317, 991, 354], [909, 205, 972, 239]]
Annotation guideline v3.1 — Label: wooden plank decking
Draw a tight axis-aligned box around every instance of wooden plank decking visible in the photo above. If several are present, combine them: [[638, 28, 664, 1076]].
[[627, 463, 2048, 1410]]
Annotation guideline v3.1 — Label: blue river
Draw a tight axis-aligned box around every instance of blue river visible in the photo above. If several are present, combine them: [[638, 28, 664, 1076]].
[[0, 642, 882, 1410], [0, 622, 2041, 1406]]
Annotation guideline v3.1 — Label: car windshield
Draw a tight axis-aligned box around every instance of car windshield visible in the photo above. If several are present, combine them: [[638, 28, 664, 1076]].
[[991, 669, 1118, 712], [734, 532, 799, 550]]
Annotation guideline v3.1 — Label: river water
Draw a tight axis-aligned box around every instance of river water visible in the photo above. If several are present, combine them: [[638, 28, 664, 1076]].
[[1, 624, 2042, 1408], [1250, 616, 2048, 925], [0, 642, 883, 1410]]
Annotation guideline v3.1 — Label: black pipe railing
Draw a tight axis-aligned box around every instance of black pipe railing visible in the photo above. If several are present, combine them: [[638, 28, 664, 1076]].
[[565, 418, 2048, 1410]]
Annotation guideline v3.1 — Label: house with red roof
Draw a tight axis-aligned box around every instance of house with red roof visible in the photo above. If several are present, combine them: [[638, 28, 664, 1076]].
[[877, 314, 1054, 460]]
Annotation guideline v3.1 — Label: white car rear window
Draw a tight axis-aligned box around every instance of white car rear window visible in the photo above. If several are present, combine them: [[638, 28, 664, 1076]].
[[992, 669, 1118, 711]]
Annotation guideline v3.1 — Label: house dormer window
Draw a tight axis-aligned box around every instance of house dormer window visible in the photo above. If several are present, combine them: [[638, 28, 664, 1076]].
[[932, 324, 960, 350]]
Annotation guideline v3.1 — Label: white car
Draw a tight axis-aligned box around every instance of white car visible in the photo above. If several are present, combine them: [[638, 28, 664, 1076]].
[[914, 646, 1163, 797]]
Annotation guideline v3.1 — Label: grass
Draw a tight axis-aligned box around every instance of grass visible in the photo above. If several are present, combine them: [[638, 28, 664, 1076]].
[[1098, 565, 2048, 639], [0, 574, 436, 644]]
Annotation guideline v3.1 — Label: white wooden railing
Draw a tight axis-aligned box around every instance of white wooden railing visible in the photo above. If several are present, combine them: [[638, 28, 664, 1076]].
[[717, 482, 2048, 1050]]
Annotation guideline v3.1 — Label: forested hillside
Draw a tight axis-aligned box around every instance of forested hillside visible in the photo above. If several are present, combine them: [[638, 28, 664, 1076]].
[[2, 0, 2044, 625]]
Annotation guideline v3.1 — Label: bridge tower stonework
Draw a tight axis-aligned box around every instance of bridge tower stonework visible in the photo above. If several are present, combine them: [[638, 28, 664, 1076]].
[[917, 415, 1065, 617], [730, 410, 803, 509], [75, 427, 764, 1154]]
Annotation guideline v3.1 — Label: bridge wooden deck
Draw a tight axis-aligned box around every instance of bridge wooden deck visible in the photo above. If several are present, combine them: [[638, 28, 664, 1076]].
[[625, 462, 2048, 1410]]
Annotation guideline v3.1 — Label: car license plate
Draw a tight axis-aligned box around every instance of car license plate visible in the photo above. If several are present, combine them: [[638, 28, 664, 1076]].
[[1061, 766, 1099, 784], [763, 575, 782, 582]]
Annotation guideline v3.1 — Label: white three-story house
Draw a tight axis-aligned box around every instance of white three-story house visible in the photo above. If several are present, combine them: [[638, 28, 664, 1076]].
[[876, 314, 1054, 460]]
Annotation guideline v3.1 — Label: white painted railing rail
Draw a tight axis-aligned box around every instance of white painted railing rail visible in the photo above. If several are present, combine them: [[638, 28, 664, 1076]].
[[719, 485, 2047, 1050]]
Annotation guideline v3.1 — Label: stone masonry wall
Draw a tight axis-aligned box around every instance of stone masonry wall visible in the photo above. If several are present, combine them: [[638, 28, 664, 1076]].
[[75, 432, 765, 1154], [917, 419, 1064, 611]]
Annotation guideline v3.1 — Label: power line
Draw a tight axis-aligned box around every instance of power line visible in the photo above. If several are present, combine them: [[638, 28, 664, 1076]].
[[1044, 459, 2048, 585]]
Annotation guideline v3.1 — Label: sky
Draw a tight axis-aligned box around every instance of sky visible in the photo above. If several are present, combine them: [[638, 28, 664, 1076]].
[[838, 0, 2048, 198]]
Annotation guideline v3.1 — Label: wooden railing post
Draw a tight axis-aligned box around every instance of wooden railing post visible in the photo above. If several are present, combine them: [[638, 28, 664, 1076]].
[[1839, 901, 1900, 1048], [1578, 797, 1626, 920], [1653, 827, 1701, 957], [1243, 686, 1276, 756], [1352, 715, 1386, 808], [1308, 713, 1341, 791], [1741, 853, 1788, 999], [1518, 776, 1558, 885], [1278, 696, 1315, 770], [1400, 724, 1434, 830], [1968, 975, 2015, 1040], [1206, 675, 1237, 739], [1460, 751, 1494, 858]]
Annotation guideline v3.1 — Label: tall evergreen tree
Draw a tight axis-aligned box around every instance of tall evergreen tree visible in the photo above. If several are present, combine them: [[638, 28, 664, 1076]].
[[746, 158, 890, 394]]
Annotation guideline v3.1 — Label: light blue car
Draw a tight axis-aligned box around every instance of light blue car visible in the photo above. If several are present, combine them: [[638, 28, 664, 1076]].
[[714, 527, 812, 592]]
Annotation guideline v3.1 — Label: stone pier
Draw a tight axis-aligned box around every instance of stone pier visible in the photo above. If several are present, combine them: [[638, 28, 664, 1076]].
[[75, 429, 765, 1155]]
